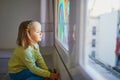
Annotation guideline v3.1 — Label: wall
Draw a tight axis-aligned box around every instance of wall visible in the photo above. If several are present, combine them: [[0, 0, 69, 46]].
[[98, 11, 117, 66], [0, 0, 40, 49], [39, 0, 54, 47]]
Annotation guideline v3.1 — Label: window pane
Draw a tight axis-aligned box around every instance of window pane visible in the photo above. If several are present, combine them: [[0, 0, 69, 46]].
[[85, 0, 120, 79]]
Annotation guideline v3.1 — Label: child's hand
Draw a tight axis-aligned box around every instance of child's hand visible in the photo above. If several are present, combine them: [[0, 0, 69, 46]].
[[49, 68, 56, 73], [50, 72, 60, 80]]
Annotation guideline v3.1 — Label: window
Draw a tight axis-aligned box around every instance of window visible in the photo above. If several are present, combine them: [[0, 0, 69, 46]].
[[55, 0, 70, 51], [84, 0, 120, 80], [92, 26, 96, 35], [91, 39, 96, 47]]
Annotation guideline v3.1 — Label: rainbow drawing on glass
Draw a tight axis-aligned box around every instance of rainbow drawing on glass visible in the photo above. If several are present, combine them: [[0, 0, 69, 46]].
[[56, 0, 70, 50]]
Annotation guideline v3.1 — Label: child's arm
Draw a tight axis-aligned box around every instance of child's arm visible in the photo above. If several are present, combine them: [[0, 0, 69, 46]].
[[36, 52, 48, 70], [35, 43, 49, 70], [19, 50, 51, 78]]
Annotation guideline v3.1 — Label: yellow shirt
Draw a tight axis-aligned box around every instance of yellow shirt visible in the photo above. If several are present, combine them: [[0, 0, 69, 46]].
[[8, 44, 50, 78]]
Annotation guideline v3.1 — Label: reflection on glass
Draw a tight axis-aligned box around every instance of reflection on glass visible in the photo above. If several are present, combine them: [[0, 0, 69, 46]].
[[68, 24, 77, 69]]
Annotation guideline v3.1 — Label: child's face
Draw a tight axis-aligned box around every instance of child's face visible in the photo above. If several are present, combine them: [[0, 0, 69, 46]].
[[29, 22, 42, 43]]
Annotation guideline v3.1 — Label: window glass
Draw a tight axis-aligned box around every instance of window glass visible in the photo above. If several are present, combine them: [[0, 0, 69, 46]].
[[55, 0, 70, 51], [85, 0, 120, 79]]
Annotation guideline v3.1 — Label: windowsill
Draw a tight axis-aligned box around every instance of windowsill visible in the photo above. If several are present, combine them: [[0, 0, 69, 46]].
[[84, 58, 120, 80], [85, 65, 107, 80]]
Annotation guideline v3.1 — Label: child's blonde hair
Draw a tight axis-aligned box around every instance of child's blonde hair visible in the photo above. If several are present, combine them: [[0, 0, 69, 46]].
[[17, 20, 35, 48]]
